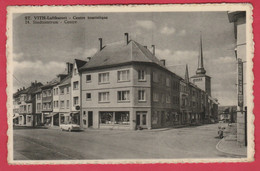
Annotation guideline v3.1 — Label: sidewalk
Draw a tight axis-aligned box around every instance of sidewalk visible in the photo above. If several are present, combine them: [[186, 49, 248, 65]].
[[216, 135, 247, 157], [216, 123, 247, 157]]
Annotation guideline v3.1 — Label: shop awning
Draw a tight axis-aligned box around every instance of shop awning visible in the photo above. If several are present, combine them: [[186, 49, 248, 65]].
[[70, 112, 79, 115], [13, 116, 19, 119], [45, 112, 59, 118]]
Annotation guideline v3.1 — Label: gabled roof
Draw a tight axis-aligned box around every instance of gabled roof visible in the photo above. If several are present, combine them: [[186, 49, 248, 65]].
[[168, 65, 186, 80], [13, 88, 28, 97], [75, 59, 87, 69], [79, 40, 165, 71], [59, 74, 71, 87], [13, 82, 43, 97], [41, 80, 59, 89], [27, 83, 43, 95]]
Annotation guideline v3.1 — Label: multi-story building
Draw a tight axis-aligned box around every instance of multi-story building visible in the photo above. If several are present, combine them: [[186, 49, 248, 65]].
[[41, 80, 59, 126], [13, 81, 42, 126], [58, 74, 72, 125], [79, 33, 183, 130], [70, 59, 87, 128], [42, 73, 69, 126], [35, 89, 42, 125], [13, 91, 21, 125], [228, 11, 247, 146], [218, 106, 237, 123], [27, 81, 42, 127]]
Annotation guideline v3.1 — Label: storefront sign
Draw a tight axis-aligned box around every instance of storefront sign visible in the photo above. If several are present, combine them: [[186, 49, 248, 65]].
[[238, 58, 243, 107]]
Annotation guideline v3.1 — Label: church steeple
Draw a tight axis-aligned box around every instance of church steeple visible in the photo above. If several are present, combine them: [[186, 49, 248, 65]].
[[185, 64, 189, 82], [196, 34, 206, 75]]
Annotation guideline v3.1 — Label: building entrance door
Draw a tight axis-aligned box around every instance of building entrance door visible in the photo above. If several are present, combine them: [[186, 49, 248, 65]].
[[53, 114, 59, 126], [88, 111, 93, 127], [136, 112, 147, 128], [24, 115, 26, 125]]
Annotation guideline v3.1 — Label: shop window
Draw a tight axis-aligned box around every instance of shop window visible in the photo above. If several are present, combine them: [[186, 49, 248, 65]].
[[115, 112, 130, 125], [100, 112, 130, 125], [60, 115, 65, 124], [100, 112, 113, 124]]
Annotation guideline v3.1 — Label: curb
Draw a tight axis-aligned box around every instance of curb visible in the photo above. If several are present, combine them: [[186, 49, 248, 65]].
[[216, 138, 247, 157]]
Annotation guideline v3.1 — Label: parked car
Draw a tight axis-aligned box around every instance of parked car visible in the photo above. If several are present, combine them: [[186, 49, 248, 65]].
[[60, 124, 81, 132]]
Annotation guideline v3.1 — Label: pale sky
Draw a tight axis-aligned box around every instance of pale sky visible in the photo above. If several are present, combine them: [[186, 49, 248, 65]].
[[13, 12, 238, 106]]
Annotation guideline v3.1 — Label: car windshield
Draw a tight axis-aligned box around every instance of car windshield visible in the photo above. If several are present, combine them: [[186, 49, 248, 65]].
[[60, 114, 80, 125]]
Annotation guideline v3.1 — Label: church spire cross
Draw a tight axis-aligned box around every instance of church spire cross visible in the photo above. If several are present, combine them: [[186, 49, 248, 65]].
[[196, 33, 206, 75]]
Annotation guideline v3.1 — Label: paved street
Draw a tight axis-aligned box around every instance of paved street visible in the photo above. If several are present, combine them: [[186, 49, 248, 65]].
[[13, 124, 238, 160]]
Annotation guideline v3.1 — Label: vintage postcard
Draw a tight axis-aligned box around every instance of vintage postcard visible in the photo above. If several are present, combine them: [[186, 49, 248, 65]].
[[6, 4, 254, 164]]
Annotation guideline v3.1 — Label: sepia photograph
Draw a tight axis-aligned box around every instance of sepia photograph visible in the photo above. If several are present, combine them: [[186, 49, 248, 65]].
[[6, 4, 254, 164]]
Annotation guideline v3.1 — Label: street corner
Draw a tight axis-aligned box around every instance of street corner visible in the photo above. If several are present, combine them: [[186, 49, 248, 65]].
[[216, 135, 247, 157]]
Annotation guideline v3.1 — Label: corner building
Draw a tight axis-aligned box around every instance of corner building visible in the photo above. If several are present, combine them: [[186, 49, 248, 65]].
[[79, 34, 181, 130]]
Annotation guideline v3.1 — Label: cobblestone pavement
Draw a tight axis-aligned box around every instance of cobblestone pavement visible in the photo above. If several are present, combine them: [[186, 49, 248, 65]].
[[13, 124, 241, 160]]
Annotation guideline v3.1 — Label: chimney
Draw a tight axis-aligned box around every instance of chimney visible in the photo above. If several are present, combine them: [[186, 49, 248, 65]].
[[23, 87, 25, 90], [87, 57, 91, 61], [124, 33, 129, 45], [31, 82, 34, 86], [151, 45, 155, 55], [66, 62, 73, 74], [144, 46, 147, 49], [35, 80, 37, 84], [17, 89, 19, 92], [66, 62, 70, 74], [160, 59, 166, 66], [99, 38, 103, 51], [70, 63, 73, 73]]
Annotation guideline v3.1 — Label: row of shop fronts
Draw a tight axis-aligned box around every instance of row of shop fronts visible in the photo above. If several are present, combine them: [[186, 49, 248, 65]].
[[14, 112, 80, 127], [79, 108, 206, 130], [13, 108, 209, 130]]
